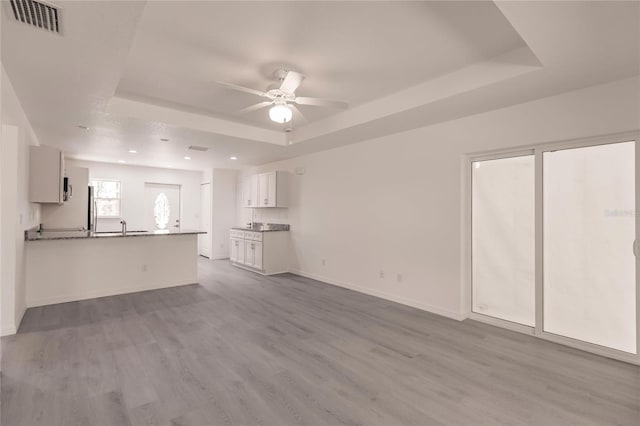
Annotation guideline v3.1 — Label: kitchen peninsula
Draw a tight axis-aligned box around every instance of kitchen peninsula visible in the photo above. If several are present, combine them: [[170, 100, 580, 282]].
[[25, 229, 205, 308]]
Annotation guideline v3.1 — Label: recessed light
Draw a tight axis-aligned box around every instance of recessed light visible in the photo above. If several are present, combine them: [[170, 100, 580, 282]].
[[118, 160, 126, 164], [184, 156, 191, 160], [230, 156, 237, 160], [76, 125, 90, 130], [160, 138, 169, 142], [128, 150, 137, 154]]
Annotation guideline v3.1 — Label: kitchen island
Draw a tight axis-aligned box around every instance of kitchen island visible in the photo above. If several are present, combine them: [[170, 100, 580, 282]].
[[25, 229, 205, 308]]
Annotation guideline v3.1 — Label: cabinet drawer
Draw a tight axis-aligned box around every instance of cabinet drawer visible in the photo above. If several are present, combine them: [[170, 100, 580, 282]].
[[244, 231, 262, 241], [230, 229, 243, 238]]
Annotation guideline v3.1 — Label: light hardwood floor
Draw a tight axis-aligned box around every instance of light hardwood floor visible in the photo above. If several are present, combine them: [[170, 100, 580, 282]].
[[2, 259, 639, 425]]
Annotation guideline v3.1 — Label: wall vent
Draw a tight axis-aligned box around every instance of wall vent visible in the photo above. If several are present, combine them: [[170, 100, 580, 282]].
[[188, 146, 209, 152], [9, 0, 61, 34]]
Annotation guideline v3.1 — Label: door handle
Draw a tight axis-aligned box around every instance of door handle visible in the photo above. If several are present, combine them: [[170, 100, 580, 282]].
[[633, 240, 638, 257]]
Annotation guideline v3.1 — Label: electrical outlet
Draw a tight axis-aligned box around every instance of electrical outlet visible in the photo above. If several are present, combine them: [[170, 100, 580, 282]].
[[142, 264, 148, 272], [379, 270, 385, 279], [321, 259, 326, 267], [397, 273, 403, 283]]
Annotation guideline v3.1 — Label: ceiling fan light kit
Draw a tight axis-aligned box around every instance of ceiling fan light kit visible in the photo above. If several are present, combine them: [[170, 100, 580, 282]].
[[216, 68, 349, 127], [269, 104, 293, 123]]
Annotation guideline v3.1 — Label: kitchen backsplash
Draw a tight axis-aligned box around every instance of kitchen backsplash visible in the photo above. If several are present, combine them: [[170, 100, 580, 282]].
[[240, 207, 289, 226]]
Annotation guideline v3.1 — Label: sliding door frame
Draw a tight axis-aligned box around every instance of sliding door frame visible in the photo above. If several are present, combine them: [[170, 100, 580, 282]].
[[463, 130, 640, 365]]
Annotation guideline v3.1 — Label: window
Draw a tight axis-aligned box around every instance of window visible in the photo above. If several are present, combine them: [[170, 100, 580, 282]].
[[91, 179, 121, 218]]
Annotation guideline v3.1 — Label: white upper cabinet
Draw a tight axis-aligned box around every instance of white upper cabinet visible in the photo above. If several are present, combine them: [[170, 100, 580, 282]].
[[243, 171, 288, 208], [242, 174, 259, 207], [29, 145, 65, 204]]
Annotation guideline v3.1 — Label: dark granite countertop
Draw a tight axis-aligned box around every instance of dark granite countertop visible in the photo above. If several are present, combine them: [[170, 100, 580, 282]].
[[26, 229, 205, 241], [232, 223, 290, 233]]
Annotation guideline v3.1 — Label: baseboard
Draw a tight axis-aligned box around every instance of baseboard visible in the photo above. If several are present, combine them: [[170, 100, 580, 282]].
[[26, 280, 197, 308], [1, 304, 26, 337], [1, 324, 17, 337], [230, 262, 286, 276], [289, 269, 466, 321]]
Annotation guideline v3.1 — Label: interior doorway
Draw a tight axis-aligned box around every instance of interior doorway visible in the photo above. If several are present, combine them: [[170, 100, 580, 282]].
[[199, 183, 212, 258]]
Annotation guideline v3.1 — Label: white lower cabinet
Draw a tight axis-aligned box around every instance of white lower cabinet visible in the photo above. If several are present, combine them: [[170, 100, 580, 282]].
[[229, 230, 289, 275], [230, 238, 245, 264], [245, 241, 263, 269]]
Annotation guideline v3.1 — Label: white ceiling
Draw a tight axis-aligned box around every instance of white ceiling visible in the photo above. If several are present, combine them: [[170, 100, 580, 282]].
[[1, 1, 639, 171], [117, 1, 525, 127]]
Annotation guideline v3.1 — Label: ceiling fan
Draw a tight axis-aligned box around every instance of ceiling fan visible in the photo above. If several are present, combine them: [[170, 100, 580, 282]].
[[215, 69, 348, 125]]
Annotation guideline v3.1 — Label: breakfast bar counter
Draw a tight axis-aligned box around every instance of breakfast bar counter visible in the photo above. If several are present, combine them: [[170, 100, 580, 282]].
[[25, 229, 205, 308]]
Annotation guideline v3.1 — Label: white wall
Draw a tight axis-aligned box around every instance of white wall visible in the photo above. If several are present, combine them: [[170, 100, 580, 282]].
[[237, 75, 640, 320], [211, 169, 237, 259], [1, 65, 41, 336], [66, 159, 202, 233]]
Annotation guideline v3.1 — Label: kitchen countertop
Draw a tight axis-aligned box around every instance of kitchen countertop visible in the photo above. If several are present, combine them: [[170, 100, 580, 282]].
[[25, 229, 206, 241], [232, 223, 290, 233]]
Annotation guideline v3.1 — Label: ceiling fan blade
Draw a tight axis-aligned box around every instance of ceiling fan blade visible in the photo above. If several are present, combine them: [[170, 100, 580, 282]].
[[214, 81, 268, 98], [289, 104, 308, 125], [238, 101, 273, 114], [279, 71, 305, 94], [294, 97, 348, 109]]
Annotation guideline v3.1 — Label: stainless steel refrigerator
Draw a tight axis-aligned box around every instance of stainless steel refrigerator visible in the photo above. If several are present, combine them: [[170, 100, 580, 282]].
[[88, 185, 97, 232]]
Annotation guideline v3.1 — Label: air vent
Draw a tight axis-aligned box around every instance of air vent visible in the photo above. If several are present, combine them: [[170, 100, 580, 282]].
[[188, 146, 208, 152], [9, 0, 61, 34]]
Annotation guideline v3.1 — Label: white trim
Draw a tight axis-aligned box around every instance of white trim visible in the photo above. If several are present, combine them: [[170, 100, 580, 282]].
[[231, 262, 287, 276], [290, 269, 466, 321], [26, 280, 197, 308], [1, 325, 17, 337], [468, 312, 535, 335]]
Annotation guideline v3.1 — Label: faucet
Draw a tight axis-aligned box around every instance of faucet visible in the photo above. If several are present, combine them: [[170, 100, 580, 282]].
[[120, 220, 127, 235]]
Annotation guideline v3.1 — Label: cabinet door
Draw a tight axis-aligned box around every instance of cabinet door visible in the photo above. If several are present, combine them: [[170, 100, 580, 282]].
[[243, 175, 259, 208], [251, 175, 259, 208], [242, 178, 253, 207], [237, 239, 246, 264], [258, 173, 269, 207], [245, 241, 263, 269], [258, 172, 277, 207], [253, 242, 263, 270], [246, 241, 255, 266], [230, 238, 239, 262]]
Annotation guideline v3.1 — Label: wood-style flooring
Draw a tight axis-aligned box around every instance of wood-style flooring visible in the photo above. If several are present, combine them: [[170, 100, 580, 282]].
[[2, 259, 639, 425]]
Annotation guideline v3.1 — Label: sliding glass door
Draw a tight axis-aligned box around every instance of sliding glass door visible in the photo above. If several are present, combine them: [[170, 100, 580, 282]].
[[472, 155, 535, 326], [542, 141, 636, 354], [470, 133, 639, 362]]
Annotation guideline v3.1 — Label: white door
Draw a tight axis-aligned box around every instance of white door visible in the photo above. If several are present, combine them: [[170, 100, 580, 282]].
[[245, 241, 263, 269], [245, 240, 254, 266], [237, 239, 246, 264], [199, 183, 211, 258], [253, 242, 263, 269], [230, 238, 240, 262], [144, 183, 181, 232], [472, 155, 535, 326], [258, 172, 276, 207], [242, 178, 251, 207], [243, 175, 258, 207], [542, 141, 636, 354]]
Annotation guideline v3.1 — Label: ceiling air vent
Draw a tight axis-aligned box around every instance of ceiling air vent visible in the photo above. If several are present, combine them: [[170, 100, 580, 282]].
[[188, 146, 208, 152], [9, 0, 61, 34]]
